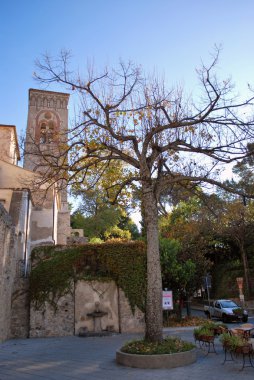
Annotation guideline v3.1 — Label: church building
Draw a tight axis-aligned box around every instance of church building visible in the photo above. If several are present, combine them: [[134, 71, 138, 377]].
[[0, 89, 72, 341]]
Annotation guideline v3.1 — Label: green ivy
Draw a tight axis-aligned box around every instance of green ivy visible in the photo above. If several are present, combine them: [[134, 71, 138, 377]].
[[30, 241, 147, 313]]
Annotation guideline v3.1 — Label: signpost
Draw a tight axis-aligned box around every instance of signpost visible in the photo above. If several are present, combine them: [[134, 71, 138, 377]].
[[236, 277, 244, 305], [162, 290, 173, 310], [203, 274, 212, 311]]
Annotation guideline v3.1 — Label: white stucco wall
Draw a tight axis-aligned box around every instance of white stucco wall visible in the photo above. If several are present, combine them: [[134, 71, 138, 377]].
[[30, 209, 54, 247], [0, 126, 19, 165], [0, 189, 13, 212]]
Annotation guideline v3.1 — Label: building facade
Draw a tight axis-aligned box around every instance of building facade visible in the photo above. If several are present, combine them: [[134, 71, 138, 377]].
[[0, 89, 71, 341]]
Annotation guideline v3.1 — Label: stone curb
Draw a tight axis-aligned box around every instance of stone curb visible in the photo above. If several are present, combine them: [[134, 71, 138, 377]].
[[116, 348, 197, 369]]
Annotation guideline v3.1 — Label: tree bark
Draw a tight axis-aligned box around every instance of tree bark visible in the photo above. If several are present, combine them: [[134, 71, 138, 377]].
[[238, 241, 250, 299], [142, 183, 163, 342]]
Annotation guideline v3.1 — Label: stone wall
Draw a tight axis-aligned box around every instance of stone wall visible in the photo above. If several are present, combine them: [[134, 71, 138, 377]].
[[75, 280, 119, 335], [10, 278, 30, 338], [57, 209, 71, 245], [118, 288, 145, 333], [29, 280, 145, 338], [30, 292, 74, 338], [0, 204, 16, 342], [67, 236, 88, 245]]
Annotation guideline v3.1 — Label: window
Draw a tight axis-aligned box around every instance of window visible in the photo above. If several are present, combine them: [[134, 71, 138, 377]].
[[36, 111, 59, 144], [39, 121, 55, 144], [40, 124, 47, 143]]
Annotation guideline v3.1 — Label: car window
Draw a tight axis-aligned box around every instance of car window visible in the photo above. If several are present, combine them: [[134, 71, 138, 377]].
[[220, 300, 238, 308]]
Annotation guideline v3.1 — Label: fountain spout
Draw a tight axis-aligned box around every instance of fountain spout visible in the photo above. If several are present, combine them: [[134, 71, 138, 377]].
[[87, 302, 108, 333]]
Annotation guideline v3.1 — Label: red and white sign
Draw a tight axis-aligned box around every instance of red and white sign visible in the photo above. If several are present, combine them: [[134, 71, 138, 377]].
[[162, 291, 173, 310]]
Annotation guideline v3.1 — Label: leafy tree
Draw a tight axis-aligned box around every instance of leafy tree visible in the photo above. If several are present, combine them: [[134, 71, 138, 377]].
[[214, 150, 254, 298], [160, 198, 213, 290], [232, 143, 254, 198], [215, 200, 254, 298], [71, 188, 139, 241], [117, 213, 140, 240], [104, 225, 131, 240], [160, 238, 196, 316], [71, 160, 137, 211], [71, 206, 138, 241], [71, 206, 120, 240], [160, 189, 254, 300], [34, 49, 254, 342]]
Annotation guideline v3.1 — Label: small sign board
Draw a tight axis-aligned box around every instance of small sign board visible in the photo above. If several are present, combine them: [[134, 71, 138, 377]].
[[162, 290, 173, 310]]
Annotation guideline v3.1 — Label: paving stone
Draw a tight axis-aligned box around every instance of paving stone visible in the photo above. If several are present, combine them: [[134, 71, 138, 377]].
[[0, 328, 254, 379]]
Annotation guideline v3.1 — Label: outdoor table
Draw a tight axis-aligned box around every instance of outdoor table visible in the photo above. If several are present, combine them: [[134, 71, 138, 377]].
[[237, 324, 254, 339], [229, 325, 254, 340]]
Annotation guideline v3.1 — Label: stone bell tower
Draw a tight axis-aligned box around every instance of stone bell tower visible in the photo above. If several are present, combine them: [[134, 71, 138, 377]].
[[24, 89, 69, 172], [24, 89, 70, 245]]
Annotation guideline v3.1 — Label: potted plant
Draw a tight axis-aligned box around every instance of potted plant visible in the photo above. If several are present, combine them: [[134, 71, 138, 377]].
[[213, 322, 228, 336], [200, 320, 217, 329], [220, 333, 252, 354], [193, 327, 202, 342], [193, 326, 214, 343], [221, 333, 239, 350], [199, 320, 226, 334], [199, 327, 215, 342]]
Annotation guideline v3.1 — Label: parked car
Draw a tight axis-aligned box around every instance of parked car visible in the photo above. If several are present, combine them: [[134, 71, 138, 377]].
[[204, 299, 248, 323]]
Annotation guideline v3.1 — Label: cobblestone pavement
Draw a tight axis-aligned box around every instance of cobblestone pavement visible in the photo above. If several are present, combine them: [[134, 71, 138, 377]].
[[1, 327, 254, 380]]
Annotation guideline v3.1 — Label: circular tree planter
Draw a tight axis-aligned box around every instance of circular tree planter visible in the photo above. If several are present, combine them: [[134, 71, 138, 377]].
[[116, 348, 197, 369]]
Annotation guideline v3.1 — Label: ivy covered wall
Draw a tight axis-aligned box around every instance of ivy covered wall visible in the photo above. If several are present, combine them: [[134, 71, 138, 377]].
[[30, 241, 147, 313]]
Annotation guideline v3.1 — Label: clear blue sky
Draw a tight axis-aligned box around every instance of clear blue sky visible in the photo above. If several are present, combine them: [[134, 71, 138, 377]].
[[1, 0, 254, 139]]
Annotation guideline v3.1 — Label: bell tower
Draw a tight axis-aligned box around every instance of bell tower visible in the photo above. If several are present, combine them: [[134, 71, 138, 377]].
[[24, 89, 70, 245], [24, 89, 69, 171]]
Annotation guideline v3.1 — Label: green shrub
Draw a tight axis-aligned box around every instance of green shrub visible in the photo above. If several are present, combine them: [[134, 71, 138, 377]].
[[121, 337, 195, 355]]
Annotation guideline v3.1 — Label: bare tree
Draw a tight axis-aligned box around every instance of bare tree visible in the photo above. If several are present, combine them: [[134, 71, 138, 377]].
[[34, 49, 254, 342]]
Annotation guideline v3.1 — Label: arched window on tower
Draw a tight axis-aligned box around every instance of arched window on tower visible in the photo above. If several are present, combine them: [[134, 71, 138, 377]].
[[37, 111, 59, 144], [39, 120, 56, 144], [48, 121, 55, 143], [40, 123, 47, 143]]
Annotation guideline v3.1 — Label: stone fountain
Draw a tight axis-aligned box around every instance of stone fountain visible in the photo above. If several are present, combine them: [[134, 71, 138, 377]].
[[78, 302, 112, 337], [87, 302, 108, 333]]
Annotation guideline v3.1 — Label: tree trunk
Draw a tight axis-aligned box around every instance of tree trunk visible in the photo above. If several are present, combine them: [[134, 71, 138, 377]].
[[186, 294, 191, 317], [239, 242, 250, 299], [142, 184, 163, 342]]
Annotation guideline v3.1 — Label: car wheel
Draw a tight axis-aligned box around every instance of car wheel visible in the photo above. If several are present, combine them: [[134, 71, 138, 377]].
[[222, 314, 228, 323], [242, 316, 248, 323]]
